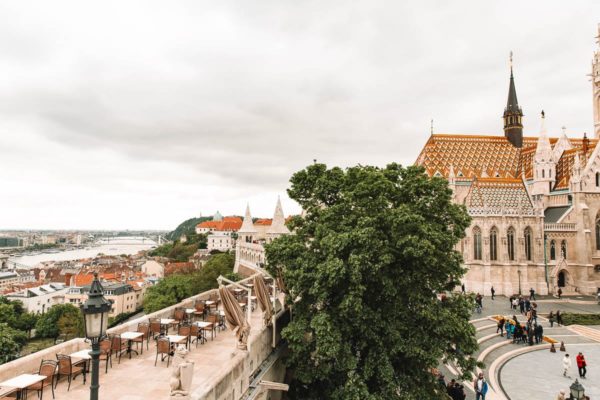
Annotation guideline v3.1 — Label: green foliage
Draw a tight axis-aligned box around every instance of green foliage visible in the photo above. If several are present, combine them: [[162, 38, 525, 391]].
[[149, 232, 207, 261], [166, 217, 211, 241], [0, 299, 38, 338], [143, 252, 236, 314], [35, 304, 84, 339], [265, 163, 477, 400], [561, 312, 600, 326], [0, 323, 21, 364], [108, 309, 141, 328]]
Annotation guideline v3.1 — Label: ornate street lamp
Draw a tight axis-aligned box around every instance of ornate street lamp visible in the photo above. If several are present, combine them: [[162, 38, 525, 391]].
[[80, 273, 112, 400], [569, 379, 585, 400]]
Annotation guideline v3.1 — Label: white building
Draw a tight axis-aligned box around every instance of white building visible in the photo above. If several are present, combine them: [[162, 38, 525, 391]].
[[141, 260, 165, 278], [234, 198, 290, 276], [6, 283, 68, 314]]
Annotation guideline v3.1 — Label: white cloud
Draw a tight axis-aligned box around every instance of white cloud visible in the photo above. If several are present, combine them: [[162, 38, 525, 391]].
[[0, 0, 598, 229]]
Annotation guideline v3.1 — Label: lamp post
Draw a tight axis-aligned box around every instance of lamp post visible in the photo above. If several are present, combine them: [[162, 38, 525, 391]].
[[569, 379, 585, 400], [517, 270, 522, 295], [80, 273, 112, 400]]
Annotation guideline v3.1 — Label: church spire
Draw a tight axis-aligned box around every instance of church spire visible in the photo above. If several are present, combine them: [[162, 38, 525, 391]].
[[503, 52, 524, 148]]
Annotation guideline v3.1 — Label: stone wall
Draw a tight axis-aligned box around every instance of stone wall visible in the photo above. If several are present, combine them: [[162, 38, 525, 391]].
[[191, 310, 286, 400], [0, 275, 262, 383]]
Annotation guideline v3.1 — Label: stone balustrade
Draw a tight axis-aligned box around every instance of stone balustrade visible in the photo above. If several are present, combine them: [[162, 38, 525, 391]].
[[544, 222, 576, 231]]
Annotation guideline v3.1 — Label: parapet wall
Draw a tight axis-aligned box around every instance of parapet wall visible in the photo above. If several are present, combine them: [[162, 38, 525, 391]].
[[0, 275, 269, 385]]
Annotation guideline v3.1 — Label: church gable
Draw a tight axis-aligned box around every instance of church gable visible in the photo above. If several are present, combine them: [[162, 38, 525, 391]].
[[464, 178, 535, 216]]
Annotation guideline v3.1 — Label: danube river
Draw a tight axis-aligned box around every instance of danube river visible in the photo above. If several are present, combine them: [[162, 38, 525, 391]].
[[9, 237, 157, 267]]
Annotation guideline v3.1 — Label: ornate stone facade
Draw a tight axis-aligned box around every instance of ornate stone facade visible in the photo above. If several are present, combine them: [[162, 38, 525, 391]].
[[416, 27, 600, 296]]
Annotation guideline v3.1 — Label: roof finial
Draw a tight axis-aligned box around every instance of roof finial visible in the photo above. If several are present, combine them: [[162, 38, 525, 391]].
[[509, 51, 513, 69], [562, 126, 566, 135], [430, 119, 434, 135], [541, 110, 545, 118]]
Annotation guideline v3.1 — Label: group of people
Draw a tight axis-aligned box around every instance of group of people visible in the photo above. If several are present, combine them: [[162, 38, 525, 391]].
[[562, 352, 588, 379], [548, 310, 564, 327], [497, 315, 545, 345]]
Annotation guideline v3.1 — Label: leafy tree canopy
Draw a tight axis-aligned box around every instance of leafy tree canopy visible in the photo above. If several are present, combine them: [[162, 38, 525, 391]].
[[143, 252, 238, 314], [265, 163, 478, 400], [165, 217, 211, 241], [0, 323, 21, 364], [35, 304, 83, 339]]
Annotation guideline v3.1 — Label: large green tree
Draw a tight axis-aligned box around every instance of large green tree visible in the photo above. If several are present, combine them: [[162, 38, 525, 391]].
[[35, 304, 83, 340], [266, 163, 478, 400]]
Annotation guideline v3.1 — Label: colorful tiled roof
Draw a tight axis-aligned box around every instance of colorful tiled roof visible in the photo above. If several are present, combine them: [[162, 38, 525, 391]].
[[465, 178, 535, 216], [196, 217, 242, 231], [416, 133, 597, 191], [254, 219, 272, 226]]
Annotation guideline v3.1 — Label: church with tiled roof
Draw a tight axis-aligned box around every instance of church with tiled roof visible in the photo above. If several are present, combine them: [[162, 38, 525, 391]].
[[415, 27, 600, 296]]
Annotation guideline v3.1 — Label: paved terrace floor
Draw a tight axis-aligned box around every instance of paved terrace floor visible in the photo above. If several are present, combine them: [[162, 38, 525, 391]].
[[47, 305, 266, 400]]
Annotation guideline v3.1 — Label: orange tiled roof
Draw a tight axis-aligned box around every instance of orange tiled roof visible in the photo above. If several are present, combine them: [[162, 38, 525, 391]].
[[416, 133, 597, 191], [197, 217, 242, 231], [254, 219, 272, 226]]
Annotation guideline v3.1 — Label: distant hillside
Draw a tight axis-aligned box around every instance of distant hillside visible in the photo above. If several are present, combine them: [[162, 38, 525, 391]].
[[166, 216, 212, 241]]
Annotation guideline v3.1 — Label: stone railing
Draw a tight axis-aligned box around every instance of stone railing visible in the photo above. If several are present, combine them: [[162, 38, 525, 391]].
[[546, 194, 571, 207], [544, 223, 576, 231], [0, 274, 261, 383]]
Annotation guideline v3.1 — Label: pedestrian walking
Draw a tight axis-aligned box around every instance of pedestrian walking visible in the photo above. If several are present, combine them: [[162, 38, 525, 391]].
[[461, 283, 465, 294], [512, 297, 518, 310], [562, 353, 572, 377], [530, 287, 536, 300], [505, 320, 512, 339], [519, 298, 525, 314], [497, 317, 505, 336], [534, 323, 543, 344], [473, 372, 488, 400], [549, 311, 555, 327], [491, 286, 495, 300], [557, 287, 562, 299], [555, 389, 566, 400], [576, 352, 587, 378], [556, 310, 563, 326]]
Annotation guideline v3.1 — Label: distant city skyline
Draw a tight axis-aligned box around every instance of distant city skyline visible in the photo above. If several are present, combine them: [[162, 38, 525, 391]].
[[0, 1, 599, 230]]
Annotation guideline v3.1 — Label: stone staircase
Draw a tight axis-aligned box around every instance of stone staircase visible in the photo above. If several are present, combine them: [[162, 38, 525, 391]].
[[440, 315, 564, 400]]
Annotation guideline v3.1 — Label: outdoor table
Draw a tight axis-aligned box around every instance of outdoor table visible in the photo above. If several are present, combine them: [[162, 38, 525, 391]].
[[160, 318, 176, 334], [0, 374, 46, 400], [121, 331, 144, 358], [70, 349, 92, 373], [245, 283, 254, 288], [166, 335, 188, 349], [194, 321, 213, 343], [0, 386, 18, 398], [185, 308, 195, 314]]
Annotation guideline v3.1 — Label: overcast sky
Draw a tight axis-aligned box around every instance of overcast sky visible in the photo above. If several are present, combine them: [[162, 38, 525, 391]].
[[1, 1, 599, 230]]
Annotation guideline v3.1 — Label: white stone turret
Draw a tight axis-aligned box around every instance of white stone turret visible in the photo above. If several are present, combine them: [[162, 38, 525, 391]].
[[267, 197, 290, 241], [238, 204, 257, 243], [553, 126, 573, 160], [571, 152, 583, 193], [531, 111, 556, 196]]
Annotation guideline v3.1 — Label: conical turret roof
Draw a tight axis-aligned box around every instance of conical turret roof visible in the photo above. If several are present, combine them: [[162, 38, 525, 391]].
[[239, 204, 257, 233], [535, 111, 553, 162], [267, 197, 290, 235]]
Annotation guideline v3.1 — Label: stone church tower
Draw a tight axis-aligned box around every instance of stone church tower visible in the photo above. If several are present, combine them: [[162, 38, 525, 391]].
[[593, 24, 600, 138], [503, 54, 524, 147]]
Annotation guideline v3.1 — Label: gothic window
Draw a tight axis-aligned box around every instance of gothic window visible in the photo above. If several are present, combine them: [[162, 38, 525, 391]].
[[561, 240, 567, 259], [489, 228, 498, 261], [596, 172, 599, 187], [473, 227, 482, 260], [549, 169, 552, 178], [550, 240, 556, 261], [597, 219, 600, 250], [542, 169, 545, 178], [524, 227, 532, 261], [507, 227, 515, 261]]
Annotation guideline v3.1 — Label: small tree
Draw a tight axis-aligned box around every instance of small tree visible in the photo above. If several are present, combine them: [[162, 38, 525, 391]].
[[0, 323, 22, 364], [266, 163, 478, 399]]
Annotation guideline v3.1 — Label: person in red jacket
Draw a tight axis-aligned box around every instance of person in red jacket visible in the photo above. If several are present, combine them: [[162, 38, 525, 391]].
[[576, 352, 587, 378]]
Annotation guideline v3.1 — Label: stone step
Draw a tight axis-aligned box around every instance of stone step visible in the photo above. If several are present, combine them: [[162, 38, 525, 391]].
[[567, 325, 600, 342]]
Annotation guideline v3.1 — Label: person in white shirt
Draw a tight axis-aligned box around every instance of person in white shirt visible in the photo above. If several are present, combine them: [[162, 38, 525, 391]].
[[562, 353, 572, 377]]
